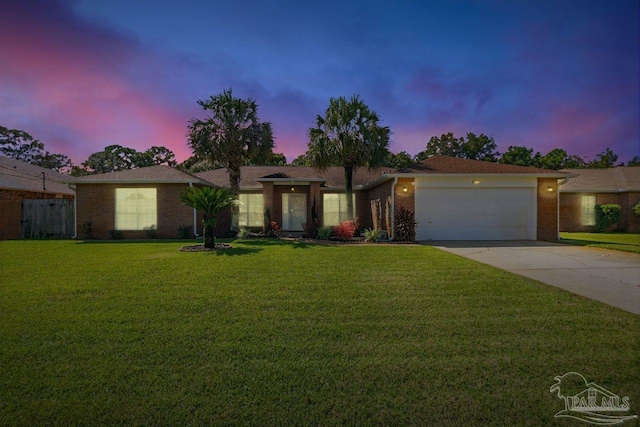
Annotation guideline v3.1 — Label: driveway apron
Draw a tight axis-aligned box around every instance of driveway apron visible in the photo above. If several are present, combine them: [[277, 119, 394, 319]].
[[427, 241, 640, 315]]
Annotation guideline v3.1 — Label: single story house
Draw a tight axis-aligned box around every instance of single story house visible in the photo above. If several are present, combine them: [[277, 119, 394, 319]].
[[559, 167, 640, 233], [0, 156, 75, 239], [67, 156, 569, 241]]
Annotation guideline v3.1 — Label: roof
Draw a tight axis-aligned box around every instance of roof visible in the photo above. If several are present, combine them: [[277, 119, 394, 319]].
[[559, 166, 640, 192], [196, 166, 392, 189], [397, 156, 569, 175], [0, 155, 74, 195], [66, 165, 212, 185], [361, 156, 570, 189]]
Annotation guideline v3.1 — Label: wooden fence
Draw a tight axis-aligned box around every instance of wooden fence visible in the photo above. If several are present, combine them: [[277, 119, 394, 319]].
[[20, 199, 74, 239]]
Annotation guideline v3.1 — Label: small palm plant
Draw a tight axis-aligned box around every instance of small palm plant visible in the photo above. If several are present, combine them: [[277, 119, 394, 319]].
[[180, 186, 236, 249]]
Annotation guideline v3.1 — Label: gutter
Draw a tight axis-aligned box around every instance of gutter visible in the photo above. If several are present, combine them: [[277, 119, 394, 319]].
[[189, 182, 201, 238]]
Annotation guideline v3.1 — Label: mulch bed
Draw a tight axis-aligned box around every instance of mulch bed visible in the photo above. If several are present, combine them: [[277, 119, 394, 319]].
[[179, 243, 233, 252]]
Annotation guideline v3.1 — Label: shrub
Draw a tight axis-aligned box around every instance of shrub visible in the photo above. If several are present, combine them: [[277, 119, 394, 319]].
[[108, 229, 124, 240], [177, 225, 193, 239], [393, 206, 417, 242], [595, 204, 622, 232], [633, 202, 640, 217], [363, 228, 382, 243], [334, 219, 359, 241], [316, 226, 332, 240], [264, 221, 281, 238], [237, 227, 250, 239], [143, 224, 157, 239], [303, 218, 320, 239], [263, 208, 272, 234]]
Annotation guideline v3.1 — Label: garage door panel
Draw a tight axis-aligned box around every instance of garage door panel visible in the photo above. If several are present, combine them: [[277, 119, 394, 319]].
[[415, 187, 535, 240]]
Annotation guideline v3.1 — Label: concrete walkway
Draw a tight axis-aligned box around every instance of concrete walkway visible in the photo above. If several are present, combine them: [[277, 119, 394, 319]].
[[427, 241, 640, 315]]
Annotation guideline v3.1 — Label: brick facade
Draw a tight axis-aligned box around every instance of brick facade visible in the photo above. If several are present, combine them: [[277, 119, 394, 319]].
[[537, 178, 558, 240], [560, 191, 640, 232], [394, 178, 415, 214], [76, 183, 197, 239]]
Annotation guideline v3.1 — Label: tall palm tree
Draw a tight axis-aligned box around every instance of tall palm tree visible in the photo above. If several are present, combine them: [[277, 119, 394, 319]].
[[188, 89, 274, 228], [308, 95, 390, 220], [180, 186, 236, 248]]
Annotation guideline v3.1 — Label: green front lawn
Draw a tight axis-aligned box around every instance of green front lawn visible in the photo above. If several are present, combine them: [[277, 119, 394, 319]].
[[559, 232, 640, 254], [1, 240, 638, 425]]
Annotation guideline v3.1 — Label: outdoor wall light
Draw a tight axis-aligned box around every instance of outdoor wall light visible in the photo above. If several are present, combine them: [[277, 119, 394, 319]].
[[473, 179, 481, 185], [290, 186, 295, 192], [402, 185, 408, 192], [547, 186, 554, 192]]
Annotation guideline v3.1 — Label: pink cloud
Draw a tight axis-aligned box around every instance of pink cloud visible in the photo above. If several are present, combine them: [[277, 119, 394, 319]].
[[0, 0, 194, 164]]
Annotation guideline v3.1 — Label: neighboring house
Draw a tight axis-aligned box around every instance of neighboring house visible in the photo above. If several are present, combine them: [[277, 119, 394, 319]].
[[66, 156, 569, 241], [559, 167, 640, 233], [0, 156, 75, 240]]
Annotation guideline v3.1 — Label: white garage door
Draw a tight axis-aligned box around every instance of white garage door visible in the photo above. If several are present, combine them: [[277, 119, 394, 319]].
[[415, 187, 536, 240]]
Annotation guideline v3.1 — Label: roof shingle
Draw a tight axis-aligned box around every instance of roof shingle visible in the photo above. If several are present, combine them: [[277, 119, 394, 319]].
[[398, 156, 568, 175], [559, 167, 640, 192], [196, 166, 392, 189], [66, 165, 211, 184]]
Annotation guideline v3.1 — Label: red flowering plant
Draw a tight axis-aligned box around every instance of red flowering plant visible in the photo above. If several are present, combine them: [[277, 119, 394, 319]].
[[333, 218, 359, 241], [269, 221, 282, 237]]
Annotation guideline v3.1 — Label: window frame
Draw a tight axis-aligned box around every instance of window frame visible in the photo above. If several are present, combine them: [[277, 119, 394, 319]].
[[322, 193, 356, 226], [581, 195, 596, 226], [115, 188, 157, 231], [237, 193, 264, 228]]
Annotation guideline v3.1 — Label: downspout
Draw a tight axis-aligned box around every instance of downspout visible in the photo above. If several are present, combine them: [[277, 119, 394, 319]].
[[189, 182, 200, 238], [68, 183, 77, 239], [389, 177, 398, 240]]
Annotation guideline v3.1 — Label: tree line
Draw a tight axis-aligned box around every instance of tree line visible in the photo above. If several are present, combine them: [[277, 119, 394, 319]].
[[2, 93, 639, 180]]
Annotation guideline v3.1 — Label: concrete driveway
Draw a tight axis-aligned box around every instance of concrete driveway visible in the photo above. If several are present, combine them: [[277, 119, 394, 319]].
[[427, 241, 640, 315]]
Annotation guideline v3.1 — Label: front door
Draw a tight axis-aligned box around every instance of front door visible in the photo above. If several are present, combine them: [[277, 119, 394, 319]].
[[282, 193, 306, 231]]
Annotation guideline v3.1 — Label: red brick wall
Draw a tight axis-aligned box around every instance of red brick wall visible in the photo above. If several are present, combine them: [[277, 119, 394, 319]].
[[76, 183, 196, 239], [354, 191, 370, 229], [621, 192, 640, 233], [310, 183, 323, 226], [537, 178, 558, 240], [262, 182, 274, 230], [394, 178, 415, 214], [559, 192, 625, 232]]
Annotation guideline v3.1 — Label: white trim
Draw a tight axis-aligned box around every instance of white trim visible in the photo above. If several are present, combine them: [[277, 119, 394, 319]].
[[188, 183, 200, 238]]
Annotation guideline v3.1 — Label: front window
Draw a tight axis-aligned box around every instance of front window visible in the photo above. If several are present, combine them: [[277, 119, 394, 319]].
[[581, 195, 596, 226], [238, 193, 264, 227], [323, 193, 356, 226], [115, 188, 157, 230]]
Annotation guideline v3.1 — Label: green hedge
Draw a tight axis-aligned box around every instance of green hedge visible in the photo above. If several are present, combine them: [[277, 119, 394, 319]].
[[595, 204, 621, 232]]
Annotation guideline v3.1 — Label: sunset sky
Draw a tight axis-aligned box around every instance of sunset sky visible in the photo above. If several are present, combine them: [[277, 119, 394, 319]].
[[1, 0, 638, 165]]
